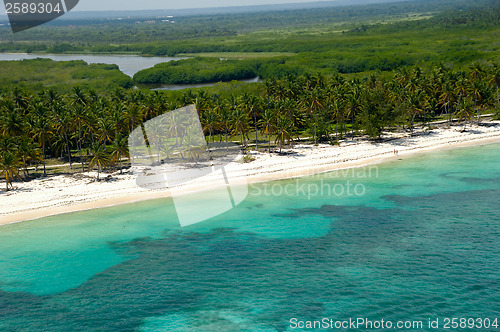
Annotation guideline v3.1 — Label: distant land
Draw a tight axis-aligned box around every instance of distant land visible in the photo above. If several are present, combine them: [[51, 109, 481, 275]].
[[1, 0, 410, 22]]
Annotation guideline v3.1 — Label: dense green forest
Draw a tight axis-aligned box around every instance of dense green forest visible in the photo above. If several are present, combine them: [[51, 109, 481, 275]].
[[4, 2, 497, 87], [133, 57, 258, 84], [0, 59, 134, 93], [0, 0, 498, 51], [0, 0, 498, 86], [132, 0, 499, 83], [1, 61, 499, 188], [1, 0, 500, 188]]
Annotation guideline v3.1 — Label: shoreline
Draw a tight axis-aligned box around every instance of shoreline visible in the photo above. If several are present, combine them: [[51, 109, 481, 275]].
[[1, 123, 500, 227]]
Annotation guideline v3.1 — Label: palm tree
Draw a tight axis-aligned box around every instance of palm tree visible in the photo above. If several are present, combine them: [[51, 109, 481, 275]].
[[0, 137, 16, 155], [17, 137, 41, 177], [469, 80, 486, 123], [11, 87, 30, 114], [457, 97, 474, 131], [71, 86, 87, 107], [45, 88, 61, 105], [165, 109, 188, 150], [201, 110, 219, 143], [215, 100, 231, 143], [303, 86, 324, 144], [88, 143, 111, 180], [71, 104, 88, 171], [277, 98, 297, 144], [467, 63, 487, 123], [258, 107, 276, 153], [289, 102, 306, 141], [124, 104, 144, 132], [52, 103, 73, 167], [327, 84, 347, 139], [487, 63, 500, 111], [331, 97, 346, 140], [241, 94, 261, 149], [111, 87, 127, 103], [439, 81, 456, 124], [194, 90, 210, 114], [0, 108, 25, 140], [145, 119, 168, 163], [469, 62, 485, 83], [406, 66, 424, 93], [180, 89, 196, 105], [109, 134, 130, 173], [182, 125, 207, 163], [142, 91, 163, 120], [264, 77, 279, 98], [275, 115, 293, 153], [0, 151, 22, 191], [346, 81, 362, 138], [109, 103, 127, 136], [407, 89, 427, 130], [96, 118, 114, 146], [455, 75, 469, 103], [84, 104, 99, 146], [230, 107, 250, 148], [31, 112, 53, 177]]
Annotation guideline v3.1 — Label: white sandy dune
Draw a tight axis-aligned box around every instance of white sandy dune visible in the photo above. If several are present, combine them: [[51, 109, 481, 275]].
[[1, 122, 500, 225]]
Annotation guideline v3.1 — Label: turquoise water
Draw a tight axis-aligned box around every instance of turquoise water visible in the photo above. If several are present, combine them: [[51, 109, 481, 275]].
[[0, 143, 499, 331]]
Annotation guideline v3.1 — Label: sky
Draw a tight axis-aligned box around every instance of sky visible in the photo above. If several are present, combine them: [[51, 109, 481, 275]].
[[74, 0, 335, 11]]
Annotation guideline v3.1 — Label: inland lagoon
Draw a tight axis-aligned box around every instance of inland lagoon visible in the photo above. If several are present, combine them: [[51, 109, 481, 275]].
[[0, 142, 499, 331], [0, 53, 186, 77]]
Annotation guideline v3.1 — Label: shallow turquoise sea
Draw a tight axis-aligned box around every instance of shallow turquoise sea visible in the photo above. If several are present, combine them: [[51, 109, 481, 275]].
[[0, 143, 499, 331]]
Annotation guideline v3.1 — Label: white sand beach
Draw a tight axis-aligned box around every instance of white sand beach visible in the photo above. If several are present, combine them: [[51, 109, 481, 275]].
[[1, 122, 500, 226]]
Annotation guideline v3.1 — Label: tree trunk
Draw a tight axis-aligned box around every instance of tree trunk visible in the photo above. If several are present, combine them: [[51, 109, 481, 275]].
[[65, 132, 72, 169], [42, 141, 46, 177], [351, 109, 355, 138], [254, 111, 258, 149], [78, 123, 84, 171], [445, 102, 449, 125], [336, 116, 339, 139], [241, 131, 244, 149], [314, 106, 317, 144], [268, 132, 271, 153], [496, 83, 499, 110], [23, 157, 28, 177], [475, 98, 480, 124]]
